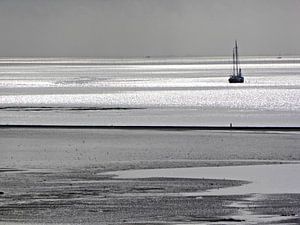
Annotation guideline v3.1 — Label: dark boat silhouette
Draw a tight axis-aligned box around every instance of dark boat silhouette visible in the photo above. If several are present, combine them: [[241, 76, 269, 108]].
[[229, 41, 244, 83]]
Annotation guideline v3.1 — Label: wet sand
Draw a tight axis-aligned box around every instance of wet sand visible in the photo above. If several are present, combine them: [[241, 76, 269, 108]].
[[0, 128, 299, 224], [1, 128, 299, 168], [0, 168, 247, 224]]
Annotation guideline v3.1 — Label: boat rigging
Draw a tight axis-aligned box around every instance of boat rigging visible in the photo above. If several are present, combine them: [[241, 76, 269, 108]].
[[229, 41, 244, 83]]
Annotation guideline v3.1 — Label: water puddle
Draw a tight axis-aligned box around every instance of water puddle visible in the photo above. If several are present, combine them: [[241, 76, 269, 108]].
[[103, 163, 300, 225], [227, 195, 297, 225], [105, 163, 300, 195]]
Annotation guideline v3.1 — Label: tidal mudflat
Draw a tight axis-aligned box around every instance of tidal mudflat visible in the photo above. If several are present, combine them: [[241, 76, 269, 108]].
[[0, 128, 299, 224]]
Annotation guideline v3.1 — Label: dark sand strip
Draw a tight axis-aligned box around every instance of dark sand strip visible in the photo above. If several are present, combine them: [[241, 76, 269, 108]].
[[0, 107, 145, 111], [1, 124, 300, 131], [0, 168, 22, 173]]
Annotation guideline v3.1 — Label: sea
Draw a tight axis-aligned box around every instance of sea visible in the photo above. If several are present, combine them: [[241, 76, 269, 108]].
[[1, 56, 300, 126]]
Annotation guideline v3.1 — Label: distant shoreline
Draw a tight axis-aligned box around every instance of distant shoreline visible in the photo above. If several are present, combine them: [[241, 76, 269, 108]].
[[1, 124, 300, 131], [0, 56, 300, 66]]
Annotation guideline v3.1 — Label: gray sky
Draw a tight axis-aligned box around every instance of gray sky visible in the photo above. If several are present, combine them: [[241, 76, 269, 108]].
[[0, 0, 299, 57]]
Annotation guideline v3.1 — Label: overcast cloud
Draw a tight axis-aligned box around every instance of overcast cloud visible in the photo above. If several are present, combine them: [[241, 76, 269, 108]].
[[0, 0, 299, 57]]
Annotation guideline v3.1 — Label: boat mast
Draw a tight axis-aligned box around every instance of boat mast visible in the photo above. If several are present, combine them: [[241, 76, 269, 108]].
[[235, 40, 239, 75], [233, 48, 236, 75]]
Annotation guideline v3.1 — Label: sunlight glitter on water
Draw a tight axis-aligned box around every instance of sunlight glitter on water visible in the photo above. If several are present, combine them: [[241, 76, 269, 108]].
[[1, 89, 299, 111], [1, 75, 300, 88], [1, 57, 300, 125]]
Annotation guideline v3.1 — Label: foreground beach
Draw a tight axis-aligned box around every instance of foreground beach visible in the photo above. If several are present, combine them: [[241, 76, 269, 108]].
[[0, 127, 299, 224]]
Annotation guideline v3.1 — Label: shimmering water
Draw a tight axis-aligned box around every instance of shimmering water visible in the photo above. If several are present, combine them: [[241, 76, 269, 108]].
[[1, 57, 300, 125]]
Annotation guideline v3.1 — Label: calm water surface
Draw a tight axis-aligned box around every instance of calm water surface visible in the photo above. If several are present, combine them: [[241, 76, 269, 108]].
[[105, 163, 300, 195]]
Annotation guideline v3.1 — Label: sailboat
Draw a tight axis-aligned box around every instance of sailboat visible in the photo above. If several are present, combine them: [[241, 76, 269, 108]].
[[229, 41, 244, 83]]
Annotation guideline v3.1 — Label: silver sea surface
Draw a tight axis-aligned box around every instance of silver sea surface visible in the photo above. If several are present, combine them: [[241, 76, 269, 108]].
[[0, 57, 300, 126]]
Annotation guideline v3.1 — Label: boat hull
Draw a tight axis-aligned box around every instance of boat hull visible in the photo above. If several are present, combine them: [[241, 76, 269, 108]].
[[228, 76, 244, 83]]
